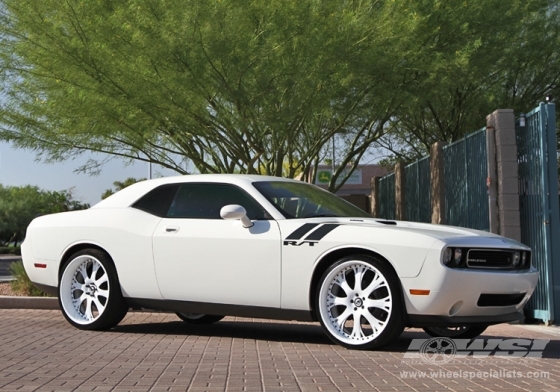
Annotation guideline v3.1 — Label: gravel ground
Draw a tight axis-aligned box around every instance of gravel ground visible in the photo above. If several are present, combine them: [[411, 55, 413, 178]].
[[0, 283, 22, 297]]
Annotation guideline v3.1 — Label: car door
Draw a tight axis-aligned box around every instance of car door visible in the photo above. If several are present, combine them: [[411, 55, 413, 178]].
[[152, 182, 282, 308]]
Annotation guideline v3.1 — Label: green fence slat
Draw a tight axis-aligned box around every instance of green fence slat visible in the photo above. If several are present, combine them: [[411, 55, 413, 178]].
[[443, 128, 489, 231], [517, 103, 557, 322], [404, 156, 431, 223], [378, 173, 395, 220]]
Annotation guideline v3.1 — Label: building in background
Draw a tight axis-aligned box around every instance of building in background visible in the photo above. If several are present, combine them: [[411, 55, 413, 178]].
[[312, 164, 391, 213], [313, 165, 390, 195]]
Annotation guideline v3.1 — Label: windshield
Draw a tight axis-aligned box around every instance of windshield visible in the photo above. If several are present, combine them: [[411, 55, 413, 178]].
[[253, 181, 371, 219]]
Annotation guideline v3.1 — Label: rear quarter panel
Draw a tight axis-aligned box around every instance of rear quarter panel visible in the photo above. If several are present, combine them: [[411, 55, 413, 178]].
[[24, 208, 163, 299]]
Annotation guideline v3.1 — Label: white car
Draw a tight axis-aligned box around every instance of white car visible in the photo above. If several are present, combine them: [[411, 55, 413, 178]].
[[22, 175, 538, 349]]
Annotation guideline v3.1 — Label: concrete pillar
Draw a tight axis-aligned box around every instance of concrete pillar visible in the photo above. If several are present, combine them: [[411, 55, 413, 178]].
[[395, 162, 406, 220], [486, 109, 521, 241], [370, 177, 380, 217], [485, 126, 499, 234], [430, 141, 448, 224]]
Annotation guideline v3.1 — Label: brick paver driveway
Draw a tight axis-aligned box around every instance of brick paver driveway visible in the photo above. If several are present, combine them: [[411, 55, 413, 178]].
[[0, 310, 558, 391]]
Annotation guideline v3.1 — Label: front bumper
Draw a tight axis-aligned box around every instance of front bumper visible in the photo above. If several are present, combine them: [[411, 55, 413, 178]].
[[407, 311, 523, 327], [400, 259, 539, 325]]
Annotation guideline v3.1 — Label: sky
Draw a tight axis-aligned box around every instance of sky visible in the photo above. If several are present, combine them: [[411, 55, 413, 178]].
[[0, 142, 180, 206], [0, 141, 388, 207]]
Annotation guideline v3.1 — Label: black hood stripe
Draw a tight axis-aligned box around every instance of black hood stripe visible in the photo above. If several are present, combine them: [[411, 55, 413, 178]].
[[285, 223, 320, 240], [304, 224, 340, 241]]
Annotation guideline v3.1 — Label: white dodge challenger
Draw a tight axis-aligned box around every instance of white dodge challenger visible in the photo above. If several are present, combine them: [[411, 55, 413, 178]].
[[22, 174, 538, 349]]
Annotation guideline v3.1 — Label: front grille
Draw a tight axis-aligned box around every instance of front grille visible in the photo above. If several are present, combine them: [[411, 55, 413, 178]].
[[466, 249, 528, 269], [477, 293, 526, 307]]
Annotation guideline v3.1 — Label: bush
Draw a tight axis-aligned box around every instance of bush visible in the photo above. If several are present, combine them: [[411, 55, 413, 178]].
[[0, 246, 21, 255], [9, 261, 50, 297]]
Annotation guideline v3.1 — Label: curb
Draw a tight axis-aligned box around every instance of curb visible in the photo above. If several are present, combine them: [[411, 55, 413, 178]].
[[520, 324, 560, 336], [0, 296, 59, 310]]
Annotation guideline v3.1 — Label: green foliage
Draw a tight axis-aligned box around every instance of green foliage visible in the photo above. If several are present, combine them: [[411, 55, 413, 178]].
[[0, 0, 404, 191], [0, 184, 89, 245], [102, 177, 146, 199], [0, 0, 558, 182], [9, 261, 50, 297], [374, 0, 560, 160], [0, 246, 21, 255]]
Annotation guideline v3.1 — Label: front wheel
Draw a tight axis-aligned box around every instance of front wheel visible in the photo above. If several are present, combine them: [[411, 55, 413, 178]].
[[176, 313, 224, 324], [423, 325, 488, 339], [316, 255, 405, 350], [58, 249, 128, 330]]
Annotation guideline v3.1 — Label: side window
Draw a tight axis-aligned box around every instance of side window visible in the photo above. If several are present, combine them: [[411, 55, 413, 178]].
[[167, 183, 270, 220], [132, 184, 179, 217]]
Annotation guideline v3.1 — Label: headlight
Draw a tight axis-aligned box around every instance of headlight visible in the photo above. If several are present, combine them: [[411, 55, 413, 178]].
[[453, 248, 463, 266], [443, 248, 452, 265], [521, 252, 527, 266], [512, 251, 520, 267]]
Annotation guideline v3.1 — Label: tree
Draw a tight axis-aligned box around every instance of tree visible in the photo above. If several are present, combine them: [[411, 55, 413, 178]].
[[0, 0, 557, 186], [0, 0, 406, 192], [0, 184, 89, 245], [373, 0, 560, 163], [102, 177, 146, 199]]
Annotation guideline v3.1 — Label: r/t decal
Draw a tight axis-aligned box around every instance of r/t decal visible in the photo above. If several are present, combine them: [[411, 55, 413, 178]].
[[283, 223, 340, 246], [283, 240, 318, 247]]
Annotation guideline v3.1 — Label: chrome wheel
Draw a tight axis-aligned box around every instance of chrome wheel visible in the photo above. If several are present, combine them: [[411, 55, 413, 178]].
[[60, 255, 109, 324], [317, 256, 404, 349], [59, 249, 128, 330], [176, 312, 224, 324], [180, 313, 205, 320]]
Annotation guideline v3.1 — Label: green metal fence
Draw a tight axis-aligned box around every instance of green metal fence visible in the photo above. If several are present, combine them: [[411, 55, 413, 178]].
[[377, 173, 395, 220], [443, 128, 489, 231], [517, 103, 560, 322], [404, 156, 431, 223]]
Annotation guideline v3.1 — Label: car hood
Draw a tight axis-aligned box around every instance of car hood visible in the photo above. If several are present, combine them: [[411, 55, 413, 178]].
[[307, 217, 529, 249]]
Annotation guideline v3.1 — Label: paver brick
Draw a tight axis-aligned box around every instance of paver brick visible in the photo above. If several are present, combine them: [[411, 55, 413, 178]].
[[0, 310, 559, 391]]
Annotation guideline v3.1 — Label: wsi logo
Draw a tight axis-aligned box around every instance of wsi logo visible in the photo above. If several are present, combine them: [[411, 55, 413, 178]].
[[403, 338, 550, 365], [418, 337, 457, 365]]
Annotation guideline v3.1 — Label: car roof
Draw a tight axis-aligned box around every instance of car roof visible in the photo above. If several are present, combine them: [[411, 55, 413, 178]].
[[91, 174, 300, 209]]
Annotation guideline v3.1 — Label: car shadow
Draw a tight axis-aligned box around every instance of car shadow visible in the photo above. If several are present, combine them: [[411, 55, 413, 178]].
[[540, 339, 560, 358], [113, 319, 333, 345], [110, 319, 560, 357]]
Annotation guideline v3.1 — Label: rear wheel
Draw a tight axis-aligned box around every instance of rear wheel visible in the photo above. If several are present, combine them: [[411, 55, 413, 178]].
[[59, 249, 128, 330], [176, 313, 224, 324], [316, 255, 404, 350], [423, 325, 488, 339]]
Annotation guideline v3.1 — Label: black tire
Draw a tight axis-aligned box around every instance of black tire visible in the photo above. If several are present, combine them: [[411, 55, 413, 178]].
[[176, 313, 225, 324], [58, 249, 128, 330], [422, 325, 488, 339], [315, 255, 405, 350]]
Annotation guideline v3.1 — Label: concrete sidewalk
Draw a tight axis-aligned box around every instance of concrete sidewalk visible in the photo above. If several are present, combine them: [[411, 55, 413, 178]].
[[0, 254, 21, 261], [0, 295, 59, 309]]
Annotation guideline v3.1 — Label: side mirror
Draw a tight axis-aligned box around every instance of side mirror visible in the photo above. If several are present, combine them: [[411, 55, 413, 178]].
[[220, 204, 254, 228]]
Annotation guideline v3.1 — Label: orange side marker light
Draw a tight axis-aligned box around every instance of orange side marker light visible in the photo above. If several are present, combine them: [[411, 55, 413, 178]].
[[409, 289, 430, 296]]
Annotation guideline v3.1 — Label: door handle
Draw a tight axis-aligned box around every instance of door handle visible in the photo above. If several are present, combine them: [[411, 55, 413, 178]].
[[165, 227, 180, 233]]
